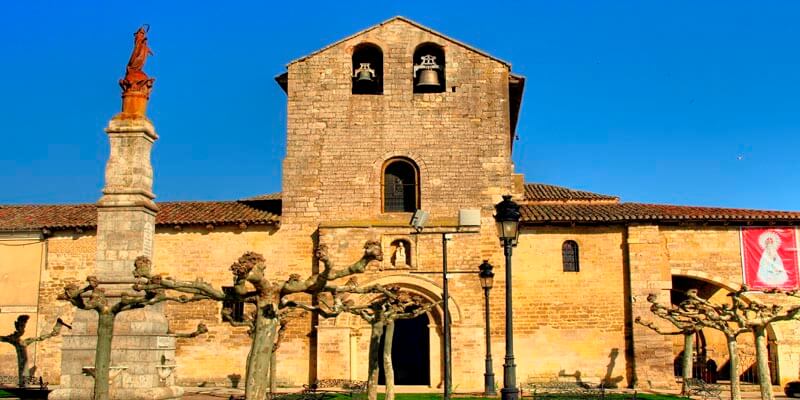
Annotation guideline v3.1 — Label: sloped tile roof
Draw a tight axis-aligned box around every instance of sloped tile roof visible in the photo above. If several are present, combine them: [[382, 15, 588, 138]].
[[243, 193, 281, 201], [521, 203, 800, 225], [524, 183, 619, 203], [3, 185, 798, 231], [0, 201, 279, 232], [155, 201, 279, 226], [0, 204, 97, 231]]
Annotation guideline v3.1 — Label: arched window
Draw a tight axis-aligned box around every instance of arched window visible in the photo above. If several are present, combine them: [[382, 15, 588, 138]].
[[413, 43, 445, 94], [383, 158, 419, 212], [562, 240, 579, 272], [352, 43, 383, 95]]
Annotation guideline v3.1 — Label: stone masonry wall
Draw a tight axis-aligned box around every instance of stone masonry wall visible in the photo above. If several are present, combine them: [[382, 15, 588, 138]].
[[31, 226, 300, 387], [282, 18, 516, 228], [278, 17, 521, 391], [34, 232, 97, 385], [512, 226, 629, 385], [626, 224, 676, 389], [150, 225, 304, 387]]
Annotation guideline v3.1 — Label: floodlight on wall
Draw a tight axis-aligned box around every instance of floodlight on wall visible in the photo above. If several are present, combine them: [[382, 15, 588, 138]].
[[410, 209, 429, 232]]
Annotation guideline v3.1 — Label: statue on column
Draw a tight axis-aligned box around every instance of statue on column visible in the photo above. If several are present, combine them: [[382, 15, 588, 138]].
[[117, 25, 155, 119]]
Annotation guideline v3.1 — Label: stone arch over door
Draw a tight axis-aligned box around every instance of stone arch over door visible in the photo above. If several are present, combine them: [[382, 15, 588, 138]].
[[670, 271, 786, 385], [317, 274, 459, 387]]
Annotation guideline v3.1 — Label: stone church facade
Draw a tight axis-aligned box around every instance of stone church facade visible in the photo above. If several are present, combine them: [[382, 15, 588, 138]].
[[1, 16, 800, 392]]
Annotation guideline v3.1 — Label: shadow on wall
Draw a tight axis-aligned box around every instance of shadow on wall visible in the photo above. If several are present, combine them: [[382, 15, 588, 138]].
[[556, 349, 623, 388], [601, 348, 624, 388]]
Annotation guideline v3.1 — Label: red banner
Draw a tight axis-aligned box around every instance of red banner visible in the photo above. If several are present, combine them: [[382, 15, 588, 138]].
[[741, 227, 799, 290]]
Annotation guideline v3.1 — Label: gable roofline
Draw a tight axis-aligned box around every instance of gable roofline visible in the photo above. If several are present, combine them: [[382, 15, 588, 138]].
[[284, 16, 511, 68]]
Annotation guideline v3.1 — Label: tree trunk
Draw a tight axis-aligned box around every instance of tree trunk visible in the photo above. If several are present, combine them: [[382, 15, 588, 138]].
[[245, 312, 277, 400], [367, 320, 385, 400], [682, 332, 694, 395], [753, 326, 774, 400], [727, 336, 741, 400], [93, 312, 115, 400], [13, 343, 28, 388], [383, 322, 396, 400], [269, 347, 277, 396]]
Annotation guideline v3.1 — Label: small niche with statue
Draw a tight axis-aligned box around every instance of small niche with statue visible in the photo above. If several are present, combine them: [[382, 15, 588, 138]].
[[388, 238, 413, 269]]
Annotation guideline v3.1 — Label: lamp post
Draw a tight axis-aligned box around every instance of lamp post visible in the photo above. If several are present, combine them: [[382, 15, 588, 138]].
[[495, 195, 521, 400], [410, 209, 453, 400], [479, 260, 496, 396]]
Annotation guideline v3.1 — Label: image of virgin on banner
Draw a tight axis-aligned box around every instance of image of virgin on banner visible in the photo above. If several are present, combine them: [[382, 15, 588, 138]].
[[741, 227, 800, 290]]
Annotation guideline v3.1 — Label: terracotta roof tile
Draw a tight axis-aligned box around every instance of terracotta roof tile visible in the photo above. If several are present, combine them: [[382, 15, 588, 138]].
[[521, 203, 800, 225], [0, 204, 97, 231], [155, 201, 279, 226], [523, 183, 619, 203], [242, 193, 281, 201], [3, 185, 798, 231], [0, 201, 279, 232]]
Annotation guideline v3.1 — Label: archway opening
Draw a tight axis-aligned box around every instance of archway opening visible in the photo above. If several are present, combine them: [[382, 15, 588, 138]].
[[378, 312, 431, 385], [670, 275, 778, 385]]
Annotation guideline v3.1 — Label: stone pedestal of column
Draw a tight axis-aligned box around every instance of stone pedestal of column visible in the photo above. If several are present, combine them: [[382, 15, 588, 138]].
[[51, 118, 182, 400]]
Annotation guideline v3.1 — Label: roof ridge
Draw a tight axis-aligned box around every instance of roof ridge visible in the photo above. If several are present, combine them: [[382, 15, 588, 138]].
[[0, 202, 94, 207], [521, 201, 800, 225], [284, 15, 511, 68], [621, 201, 800, 213], [524, 182, 619, 201]]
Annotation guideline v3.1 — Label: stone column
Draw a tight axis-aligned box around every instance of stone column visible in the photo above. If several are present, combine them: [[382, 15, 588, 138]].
[[625, 224, 677, 390], [51, 116, 182, 400], [52, 26, 181, 399]]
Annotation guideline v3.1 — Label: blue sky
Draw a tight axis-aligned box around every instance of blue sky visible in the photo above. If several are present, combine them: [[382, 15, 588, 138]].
[[1, 1, 798, 210]]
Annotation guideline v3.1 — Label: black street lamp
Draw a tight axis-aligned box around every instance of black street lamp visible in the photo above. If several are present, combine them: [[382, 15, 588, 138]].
[[479, 260, 496, 396], [494, 195, 521, 400]]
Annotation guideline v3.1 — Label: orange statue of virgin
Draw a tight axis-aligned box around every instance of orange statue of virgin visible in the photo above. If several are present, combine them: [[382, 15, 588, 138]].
[[118, 25, 155, 118]]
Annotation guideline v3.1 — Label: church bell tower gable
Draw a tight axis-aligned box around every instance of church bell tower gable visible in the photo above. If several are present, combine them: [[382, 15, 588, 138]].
[[281, 17, 518, 225]]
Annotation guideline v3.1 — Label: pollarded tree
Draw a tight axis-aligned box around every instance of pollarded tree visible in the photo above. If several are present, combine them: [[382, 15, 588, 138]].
[[59, 273, 206, 400], [643, 289, 749, 400], [0, 315, 71, 388], [716, 287, 800, 400], [636, 294, 703, 395], [134, 240, 386, 400], [646, 287, 800, 400]]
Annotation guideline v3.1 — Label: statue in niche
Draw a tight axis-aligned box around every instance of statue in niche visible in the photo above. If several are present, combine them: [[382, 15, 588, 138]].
[[393, 242, 407, 267]]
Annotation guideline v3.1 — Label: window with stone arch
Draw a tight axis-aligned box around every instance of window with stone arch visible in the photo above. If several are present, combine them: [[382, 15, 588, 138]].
[[352, 43, 383, 95], [382, 158, 419, 213], [562, 240, 579, 272], [413, 42, 445, 94]]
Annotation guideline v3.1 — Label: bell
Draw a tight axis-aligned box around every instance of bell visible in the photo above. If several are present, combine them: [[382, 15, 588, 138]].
[[416, 69, 440, 87], [353, 63, 375, 82], [356, 69, 374, 82]]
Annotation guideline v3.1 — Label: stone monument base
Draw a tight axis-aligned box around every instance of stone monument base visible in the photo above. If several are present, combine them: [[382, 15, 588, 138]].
[[50, 307, 183, 400], [49, 386, 183, 400]]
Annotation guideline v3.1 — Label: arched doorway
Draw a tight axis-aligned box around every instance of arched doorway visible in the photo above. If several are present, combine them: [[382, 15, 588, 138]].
[[378, 313, 431, 385], [331, 274, 458, 388], [670, 274, 778, 385]]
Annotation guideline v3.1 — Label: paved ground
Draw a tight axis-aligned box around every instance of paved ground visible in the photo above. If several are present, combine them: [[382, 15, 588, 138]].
[[178, 385, 794, 400], [3, 385, 791, 399]]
